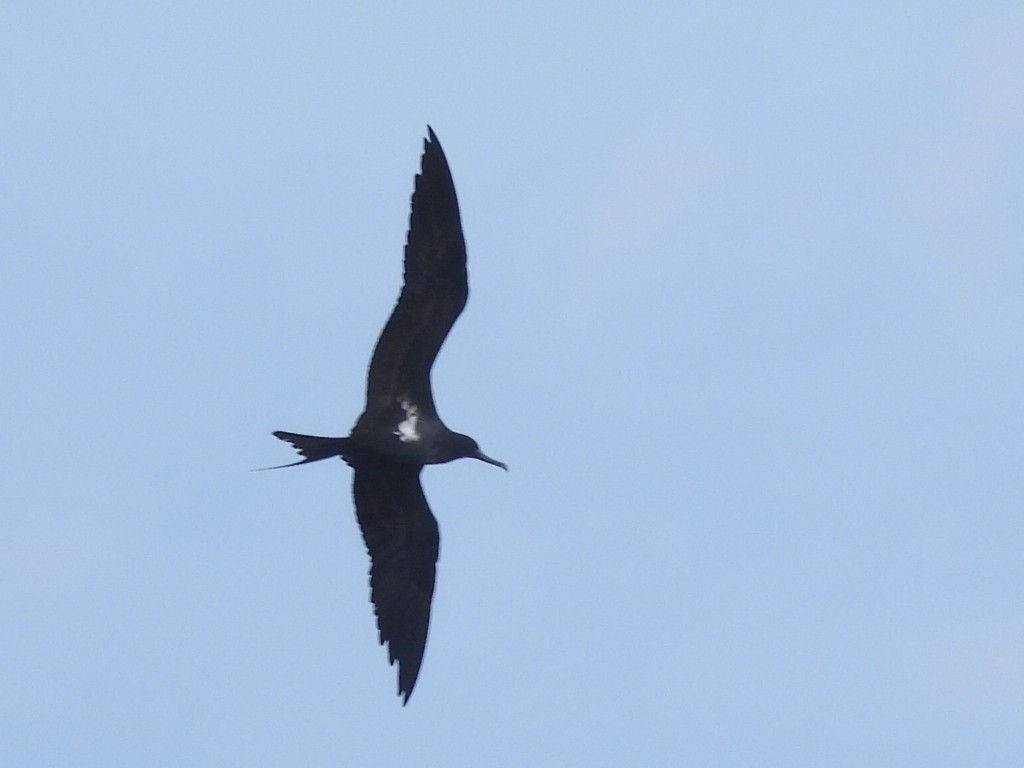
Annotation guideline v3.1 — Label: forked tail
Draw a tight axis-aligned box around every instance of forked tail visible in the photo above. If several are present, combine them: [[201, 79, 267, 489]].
[[259, 431, 352, 470]]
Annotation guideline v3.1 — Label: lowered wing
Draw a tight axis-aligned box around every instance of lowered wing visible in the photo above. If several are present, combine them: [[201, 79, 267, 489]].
[[352, 459, 439, 703]]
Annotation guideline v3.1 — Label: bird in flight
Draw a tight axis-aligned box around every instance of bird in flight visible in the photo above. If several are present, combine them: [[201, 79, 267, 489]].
[[270, 127, 506, 704]]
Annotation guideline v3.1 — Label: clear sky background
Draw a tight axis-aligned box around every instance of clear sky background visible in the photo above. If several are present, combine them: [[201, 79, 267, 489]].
[[3, 3, 1023, 765]]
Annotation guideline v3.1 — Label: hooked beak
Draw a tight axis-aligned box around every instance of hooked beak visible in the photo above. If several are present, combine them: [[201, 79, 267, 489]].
[[474, 450, 508, 471]]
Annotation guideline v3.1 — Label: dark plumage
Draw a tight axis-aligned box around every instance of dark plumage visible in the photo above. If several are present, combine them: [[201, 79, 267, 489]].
[[270, 127, 505, 704]]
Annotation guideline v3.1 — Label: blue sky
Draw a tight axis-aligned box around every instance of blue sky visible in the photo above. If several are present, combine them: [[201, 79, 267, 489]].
[[3, 2, 1023, 765]]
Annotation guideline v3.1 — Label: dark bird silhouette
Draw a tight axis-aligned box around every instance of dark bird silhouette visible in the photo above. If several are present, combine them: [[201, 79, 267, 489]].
[[270, 127, 506, 704]]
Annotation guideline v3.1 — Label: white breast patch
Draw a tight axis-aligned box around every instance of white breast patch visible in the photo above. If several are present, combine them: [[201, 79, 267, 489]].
[[394, 400, 421, 442]]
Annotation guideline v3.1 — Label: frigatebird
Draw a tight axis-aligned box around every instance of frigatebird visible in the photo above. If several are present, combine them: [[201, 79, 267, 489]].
[[270, 127, 506, 704]]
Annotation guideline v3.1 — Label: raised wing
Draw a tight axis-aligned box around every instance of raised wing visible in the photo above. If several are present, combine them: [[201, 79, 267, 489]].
[[352, 459, 439, 704], [363, 127, 468, 418]]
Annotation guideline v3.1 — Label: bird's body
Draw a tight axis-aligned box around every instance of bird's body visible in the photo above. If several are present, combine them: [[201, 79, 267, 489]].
[[271, 127, 505, 704]]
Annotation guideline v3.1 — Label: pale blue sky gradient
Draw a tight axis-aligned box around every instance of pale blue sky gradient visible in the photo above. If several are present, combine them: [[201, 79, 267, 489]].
[[3, 3, 1023, 765]]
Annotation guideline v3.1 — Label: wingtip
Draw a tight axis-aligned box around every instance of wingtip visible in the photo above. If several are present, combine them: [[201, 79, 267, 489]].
[[397, 671, 416, 705], [424, 125, 445, 156], [397, 659, 420, 704], [421, 125, 440, 162]]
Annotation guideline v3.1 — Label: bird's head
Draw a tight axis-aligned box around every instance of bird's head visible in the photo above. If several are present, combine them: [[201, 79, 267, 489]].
[[442, 432, 508, 470]]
